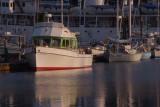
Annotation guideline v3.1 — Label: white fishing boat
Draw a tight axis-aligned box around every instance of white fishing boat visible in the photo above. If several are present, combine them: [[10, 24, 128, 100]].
[[25, 21, 93, 70], [109, 0, 142, 62]]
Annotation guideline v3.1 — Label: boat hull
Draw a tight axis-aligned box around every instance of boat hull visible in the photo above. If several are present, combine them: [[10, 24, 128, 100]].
[[141, 52, 151, 60], [152, 50, 160, 58], [25, 47, 93, 70], [109, 52, 143, 62]]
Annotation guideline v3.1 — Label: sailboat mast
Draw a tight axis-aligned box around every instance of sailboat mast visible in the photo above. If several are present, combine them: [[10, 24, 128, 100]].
[[158, 0, 159, 36], [129, 0, 132, 37], [117, 0, 119, 39], [61, 0, 63, 24]]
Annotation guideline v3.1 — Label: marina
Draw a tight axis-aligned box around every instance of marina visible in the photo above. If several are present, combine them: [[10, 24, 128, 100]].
[[1, 0, 160, 106]]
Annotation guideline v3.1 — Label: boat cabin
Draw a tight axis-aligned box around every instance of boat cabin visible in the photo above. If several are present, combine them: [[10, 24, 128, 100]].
[[32, 22, 78, 49], [32, 36, 78, 49]]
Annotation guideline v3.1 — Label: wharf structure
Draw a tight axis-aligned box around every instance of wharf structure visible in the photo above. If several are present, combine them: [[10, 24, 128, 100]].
[[0, 0, 160, 46]]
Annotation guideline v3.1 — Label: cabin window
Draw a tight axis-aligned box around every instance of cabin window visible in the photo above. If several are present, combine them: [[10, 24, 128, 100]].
[[33, 39, 40, 46], [52, 39, 61, 47], [62, 39, 65, 47], [66, 40, 70, 48], [43, 39, 51, 47]]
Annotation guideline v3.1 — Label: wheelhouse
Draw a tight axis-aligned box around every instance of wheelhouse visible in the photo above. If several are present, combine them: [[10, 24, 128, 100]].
[[32, 36, 78, 49]]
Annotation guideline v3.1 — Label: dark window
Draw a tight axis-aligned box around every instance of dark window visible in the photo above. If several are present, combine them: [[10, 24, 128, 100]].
[[2, 3, 5, 7], [6, 3, 9, 7], [52, 39, 61, 47], [10, 3, 12, 7], [66, 40, 70, 47], [22, 2, 25, 7], [33, 39, 40, 46], [62, 40, 65, 47], [43, 39, 50, 47]]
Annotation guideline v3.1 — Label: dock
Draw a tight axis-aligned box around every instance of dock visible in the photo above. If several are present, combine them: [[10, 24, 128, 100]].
[[0, 61, 30, 73]]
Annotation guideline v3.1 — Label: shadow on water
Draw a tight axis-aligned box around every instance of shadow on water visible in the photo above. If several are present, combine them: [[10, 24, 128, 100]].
[[0, 59, 160, 106]]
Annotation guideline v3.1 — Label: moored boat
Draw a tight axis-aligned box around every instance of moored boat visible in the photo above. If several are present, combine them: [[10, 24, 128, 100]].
[[141, 52, 151, 60], [25, 22, 93, 70], [109, 52, 143, 62]]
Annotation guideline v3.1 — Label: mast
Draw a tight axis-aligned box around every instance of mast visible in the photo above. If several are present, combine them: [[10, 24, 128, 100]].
[[34, 0, 37, 26], [129, 0, 132, 37], [158, 0, 159, 37], [117, 0, 119, 39], [61, 0, 63, 24]]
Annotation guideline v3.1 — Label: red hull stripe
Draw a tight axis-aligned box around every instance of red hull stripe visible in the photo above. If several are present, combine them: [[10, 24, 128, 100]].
[[36, 66, 92, 71]]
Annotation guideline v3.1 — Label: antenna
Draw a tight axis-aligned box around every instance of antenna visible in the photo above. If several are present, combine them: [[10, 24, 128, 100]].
[[45, 14, 52, 23]]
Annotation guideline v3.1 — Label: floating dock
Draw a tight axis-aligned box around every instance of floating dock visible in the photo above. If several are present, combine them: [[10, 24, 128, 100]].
[[0, 61, 30, 73], [0, 63, 10, 72]]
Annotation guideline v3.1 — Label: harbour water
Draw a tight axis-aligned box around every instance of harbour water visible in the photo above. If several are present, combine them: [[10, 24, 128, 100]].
[[0, 59, 160, 107]]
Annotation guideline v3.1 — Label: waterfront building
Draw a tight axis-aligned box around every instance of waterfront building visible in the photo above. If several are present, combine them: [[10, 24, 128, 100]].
[[0, 0, 159, 46]]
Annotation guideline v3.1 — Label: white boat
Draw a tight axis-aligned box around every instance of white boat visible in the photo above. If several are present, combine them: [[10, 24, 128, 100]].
[[25, 22, 93, 70], [109, 52, 143, 62]]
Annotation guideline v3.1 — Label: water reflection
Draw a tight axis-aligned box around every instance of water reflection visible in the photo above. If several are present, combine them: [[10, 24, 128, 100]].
[[34, 68, 93, 107], [0, 72, 36, 107], [0, 60, 160, 106]]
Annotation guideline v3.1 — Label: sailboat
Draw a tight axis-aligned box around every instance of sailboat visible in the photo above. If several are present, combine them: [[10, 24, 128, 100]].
[[25, 0, 93, 70], [109, 0, 142, 62]]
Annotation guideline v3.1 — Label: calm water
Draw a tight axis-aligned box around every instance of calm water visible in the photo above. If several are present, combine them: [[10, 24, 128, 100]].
[[0, 59, 160, 107]]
